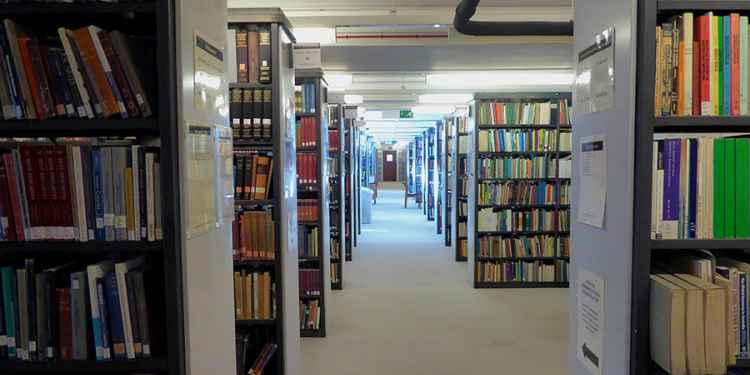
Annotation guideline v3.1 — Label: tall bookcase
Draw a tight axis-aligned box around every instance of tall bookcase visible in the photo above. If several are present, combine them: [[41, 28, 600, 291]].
[[343, 106, 356, 261], [436, 121, 444, 234], [327, 104, 344, 290], [407, 141, 417, 194], [295, 70, 330, 338], [467, 93, 572, 288], [425, 127, 436, 221], [452, 115, 469, 261], [443, 117, 455, 246], [228, 9, 301, 375], [415, 135, 424, 206]]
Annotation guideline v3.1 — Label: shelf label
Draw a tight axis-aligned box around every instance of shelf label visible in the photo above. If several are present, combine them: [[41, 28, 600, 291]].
[[577, 134, 606, 229]]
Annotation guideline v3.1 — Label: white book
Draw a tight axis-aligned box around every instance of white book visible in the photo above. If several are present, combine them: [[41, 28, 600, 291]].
[[540, 102, 551, 124], [684, 12, 694, 116], [477, 208, 498, 232], [656, 156, 664, 239], [115, 257, 145, 359], [154, 159, 162, 240], [86, 261, 114, 360], [57, 28, 93, 118]]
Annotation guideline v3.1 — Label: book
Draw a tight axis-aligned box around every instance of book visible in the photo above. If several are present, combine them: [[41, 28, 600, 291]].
[[649, 274, 687, 375]]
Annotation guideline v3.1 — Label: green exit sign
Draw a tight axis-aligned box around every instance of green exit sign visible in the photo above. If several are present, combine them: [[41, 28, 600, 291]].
[[399, 110, 413, 119]]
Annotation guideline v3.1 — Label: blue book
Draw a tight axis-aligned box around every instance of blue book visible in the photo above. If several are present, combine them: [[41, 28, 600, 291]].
[[662, 139, 681, 238], [725, 16, 732, 116], [91, 148, 105, 240], [104, 272, 126, 360], [741, 272, 748, 353], [1, 267, 16, 359], [688, 139, 698, 238], [96, 279, 111, 360], [0, 24, 24, 118]]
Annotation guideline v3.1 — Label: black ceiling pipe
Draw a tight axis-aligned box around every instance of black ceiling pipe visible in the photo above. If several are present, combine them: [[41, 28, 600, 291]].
[[453, 0, 573, 36]]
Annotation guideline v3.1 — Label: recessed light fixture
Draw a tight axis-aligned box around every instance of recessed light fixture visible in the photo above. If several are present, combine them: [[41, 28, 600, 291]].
[[344, 95, 364, 105], [433, 24, 441, 28]]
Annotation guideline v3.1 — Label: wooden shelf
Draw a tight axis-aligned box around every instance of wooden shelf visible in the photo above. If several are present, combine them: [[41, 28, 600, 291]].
[[0, 118, 159, 137], [0, 358, 168, 372], [0, 2, 157, 15], [474, 281, 569, 288], [0, 241, 162, 256]]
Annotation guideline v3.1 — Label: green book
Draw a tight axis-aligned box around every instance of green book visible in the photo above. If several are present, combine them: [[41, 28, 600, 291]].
[[736, 139, 750, 238], [718, 16, 724, 115], [1, 267, 16, 359], [714, 138, 726, 239], [726, 138, 737, 238]]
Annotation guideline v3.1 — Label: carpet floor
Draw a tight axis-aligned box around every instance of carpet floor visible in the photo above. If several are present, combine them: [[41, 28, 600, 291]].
[[301, 182, 569, 375]]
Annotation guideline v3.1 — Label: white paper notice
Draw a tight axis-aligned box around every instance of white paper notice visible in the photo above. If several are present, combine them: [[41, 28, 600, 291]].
[[577, 268, 605, 375], [577, 135, 606, 228], [194, 33, 225, 111], [186, 124, 217, 238], [575, 28, 615, 114]]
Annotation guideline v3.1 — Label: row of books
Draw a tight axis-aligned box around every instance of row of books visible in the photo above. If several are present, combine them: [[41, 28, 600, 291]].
[[478, 156, 572, 179], [296, 117, 318, 149], [228, 26, 271, 84], [475, 259, 569, 283], [296, 154, 318, 185], [649, 255, 750, 374], [229, 88, 272, 142], [299, 300, 321, 331], [457, 239, 467, 258], [329, 130, 339, 152], [477, 100, 570, 125], [298, 226, 319, 258], [478, 129, 572, 153], [298, 269, 321, 297], [655, 12, 750, 117], [652, 137, 750, 240], [477, 208, 570, 233], [331, 263, 339, 284], [1, 257, 152, 361], [233, 153, 273, 201], [232, 271, 275, 321], [295, 82, 317, 114], [0, 144, 162, 242], [478, 235, 567, 258], [330, 238, 339, 259], [235, 338, 277, 375], [298, 199, 319, 222], [478, 181, 560, 206], [0, 21, 152, 120], [232, 210, 275, 262]]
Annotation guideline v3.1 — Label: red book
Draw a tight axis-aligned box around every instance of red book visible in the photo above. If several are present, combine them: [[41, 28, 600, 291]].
[[18, 38, 48, 119], [0, 160, 13, 240], [43, 147, 59, 240], [699, 14, 711, 115], [54, 147, 73, 240], [34, 147, 50, 239], [4, 154, 24, 240], [19, 146, 38, 239], [57, 288, 73, 360]]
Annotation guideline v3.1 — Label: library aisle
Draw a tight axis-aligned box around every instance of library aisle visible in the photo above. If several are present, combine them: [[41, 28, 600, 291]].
[[301, 182, 569, 374]]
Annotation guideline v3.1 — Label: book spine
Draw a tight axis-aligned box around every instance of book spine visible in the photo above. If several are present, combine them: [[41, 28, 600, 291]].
[[4, 20, 36, 119], [95, 280, 110, 360], [98, 31, 139, 117], [741, 272, 748, 353], [57, 28, 94, 118], [56, 288, 71, 360], [89, 27, 126, 117], [103, 272, 125, 359], [137, 148, 147, 240], [236, 30, 248, 83], [92, 148, 105, 240], [662, 139, 680, 239], [102, 148, 114, 241], [732, 13, 741, 115], [688, 139, 697, 238], [724, 16, 732, 115], [109, 32, 152, 117], [72, 28, 117, 117], [741, 16, 749, 115]]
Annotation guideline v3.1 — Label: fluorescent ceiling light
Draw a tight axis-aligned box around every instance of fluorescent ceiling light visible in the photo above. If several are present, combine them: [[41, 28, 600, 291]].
[[418, 94, 473, 104], [326, 74, 353, 91], [426, 70, 573, 88], [344, 95, 364, 105], [412, 105, 455, 115], [363, 110, 383, 121], [294, 27, 336, 44]]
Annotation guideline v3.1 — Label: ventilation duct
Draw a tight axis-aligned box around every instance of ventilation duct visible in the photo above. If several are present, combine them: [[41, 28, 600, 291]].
[[453, 0, 573, 36]]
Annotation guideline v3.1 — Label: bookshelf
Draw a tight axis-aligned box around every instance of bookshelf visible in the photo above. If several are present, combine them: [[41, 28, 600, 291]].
[[0, 2, 181, 374], [228, 10, 300, 375], [443, 117, 455, 246], [327, 104, 344, 290], [425, 127, 436, 221], [295, 69, 330, 338], [452, 114, 469, 261], [466, 93, 572, 288], [415, 135, 424, 207], [436, 121, 444, 234], [407, 140, 417, 194], [343, 106, 356, 261], [624, 1, 750, 373]]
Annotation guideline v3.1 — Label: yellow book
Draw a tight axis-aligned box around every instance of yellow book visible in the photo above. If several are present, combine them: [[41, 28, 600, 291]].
[[124, 168, 135, 240]]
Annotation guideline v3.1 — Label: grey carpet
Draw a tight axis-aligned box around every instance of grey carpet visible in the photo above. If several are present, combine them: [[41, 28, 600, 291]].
[[301, 182, 569, 375]]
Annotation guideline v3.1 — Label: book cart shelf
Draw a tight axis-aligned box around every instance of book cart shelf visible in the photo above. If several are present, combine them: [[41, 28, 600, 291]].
[[466, 92, 572, 289], [0, 2, 183, 374], [327, 104, 344, 290], [295, 69, 330, 338], [228, 9, 300, 375], [630, 0, 750, 372]]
